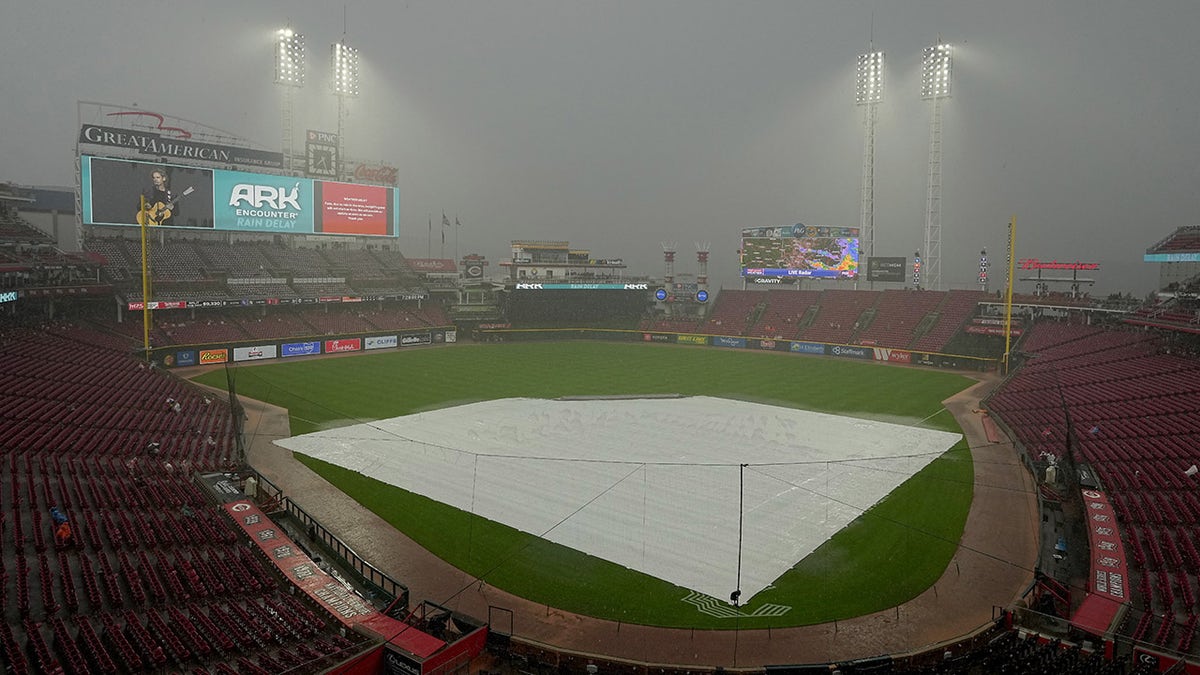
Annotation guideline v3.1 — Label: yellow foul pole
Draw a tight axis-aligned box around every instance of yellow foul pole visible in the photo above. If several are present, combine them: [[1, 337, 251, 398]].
[[140, 195, 151, 358], [1002, 215, 1016, 374]]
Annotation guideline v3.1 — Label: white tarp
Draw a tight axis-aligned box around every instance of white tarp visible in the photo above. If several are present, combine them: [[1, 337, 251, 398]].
[[276, 396, 961, 603]]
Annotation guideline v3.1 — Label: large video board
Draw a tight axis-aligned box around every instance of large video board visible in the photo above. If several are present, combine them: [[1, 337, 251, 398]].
[[740, 224, 859, 279], [81, 155, 399, 237]]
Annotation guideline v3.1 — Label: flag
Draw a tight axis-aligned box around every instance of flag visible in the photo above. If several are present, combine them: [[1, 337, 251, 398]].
[[442, 212, 450, 228], [455, 217, 461, 228]]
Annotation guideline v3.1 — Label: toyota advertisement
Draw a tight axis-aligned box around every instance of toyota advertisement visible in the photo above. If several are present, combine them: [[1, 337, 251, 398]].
[[81, 155, 399, 237]]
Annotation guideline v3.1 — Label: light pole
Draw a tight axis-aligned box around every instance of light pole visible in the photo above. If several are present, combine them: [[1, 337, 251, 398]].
[[856, 49, 884, 285], [275, 27, 305, 173], [921, 42, 952, 291], [331, 40, 360, 181]]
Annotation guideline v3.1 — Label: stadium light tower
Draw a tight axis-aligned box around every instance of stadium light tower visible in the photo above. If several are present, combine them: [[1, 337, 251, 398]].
[[856, 49, 884, 284], [275, 27, 305, 173], [921, 41, 952, 291], [332, 39, 360, 180]]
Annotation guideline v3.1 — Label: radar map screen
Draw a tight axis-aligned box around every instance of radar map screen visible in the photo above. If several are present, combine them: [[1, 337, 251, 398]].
[[740, 224, 859, 279]]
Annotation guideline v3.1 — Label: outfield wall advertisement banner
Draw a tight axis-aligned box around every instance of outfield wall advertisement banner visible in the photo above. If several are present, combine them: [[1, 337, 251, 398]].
[[871, 347, 912, 364], [828, 345, 872, 360], [366, 335, 399, 350], [233, 345, 278, 362], [713, 336, 746, 348], [789, 341, 826, 355], [325, 338, 362, 353], [281, 341, 322, 357], [199, 349, 228, 364], [81, 155, 399, 237], [677, 335, 708, 345]]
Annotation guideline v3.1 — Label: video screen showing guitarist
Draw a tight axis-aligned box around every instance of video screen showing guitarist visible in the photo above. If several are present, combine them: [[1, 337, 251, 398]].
[[139, 169, 179, 225], [85, 157, 214, 228]]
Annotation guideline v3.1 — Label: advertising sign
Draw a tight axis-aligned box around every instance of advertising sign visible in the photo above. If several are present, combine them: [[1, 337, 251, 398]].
[[198, 349, 228, 364], [740, 224, 859, 279], [678, 335, 708, 345], [828, 344, 872, 360], [867, 256, 907, 282], [713, 336, 747, 349], [871, 347, 912, 363], [444, 330, 457, 343], [513, 282, 649, 290], [127, 300, 187, 311], [325, 338, 362, 353], [281, 341, 322, 357], [174, 350, 197, 367], [304, 130, 339, 179], [789, 341, 827, 355], [966, 325, 1023, 337], [365, 335, 398, 350], [400, 334, 432, 347], [233, 345, 278, 362], [755, 339, 788, 351], [79, 123, 284, 169], [81, 155, 399, 237], [642, 333, 672, 343]]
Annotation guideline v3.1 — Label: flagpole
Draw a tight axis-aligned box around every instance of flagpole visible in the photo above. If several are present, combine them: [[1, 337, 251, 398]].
[[427, 214, 431, 258], [455, 216, 460, 263], [441, 211, 449, 259]]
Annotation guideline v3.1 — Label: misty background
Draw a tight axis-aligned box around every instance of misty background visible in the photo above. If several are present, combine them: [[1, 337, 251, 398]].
[[3, 0, 1197, 297]]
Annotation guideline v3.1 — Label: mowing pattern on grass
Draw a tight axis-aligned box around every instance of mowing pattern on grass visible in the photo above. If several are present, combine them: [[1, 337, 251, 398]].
[[196, 342, 975, 629]]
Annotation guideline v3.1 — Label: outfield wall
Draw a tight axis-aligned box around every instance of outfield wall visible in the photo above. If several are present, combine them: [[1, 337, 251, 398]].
[[150, 326, 457, 368], [478, 327, 998, 372]]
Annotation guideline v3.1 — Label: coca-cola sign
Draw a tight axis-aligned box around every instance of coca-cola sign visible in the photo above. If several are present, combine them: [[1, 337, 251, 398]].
[[352, 163, 398, 186]]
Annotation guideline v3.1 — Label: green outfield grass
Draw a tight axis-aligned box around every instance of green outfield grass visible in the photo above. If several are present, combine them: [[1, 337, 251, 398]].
[[194, 342, 975, 629]]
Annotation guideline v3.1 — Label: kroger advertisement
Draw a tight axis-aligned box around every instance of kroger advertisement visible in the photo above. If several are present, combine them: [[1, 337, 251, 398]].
[[81, 155, 399, 237]]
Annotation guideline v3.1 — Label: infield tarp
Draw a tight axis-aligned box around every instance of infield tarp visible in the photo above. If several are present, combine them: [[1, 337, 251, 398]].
[[276, 396, 961, 604]]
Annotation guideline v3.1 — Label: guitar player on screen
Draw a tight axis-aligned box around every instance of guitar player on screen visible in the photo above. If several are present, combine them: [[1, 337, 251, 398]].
[[136, 168, 191, 226]]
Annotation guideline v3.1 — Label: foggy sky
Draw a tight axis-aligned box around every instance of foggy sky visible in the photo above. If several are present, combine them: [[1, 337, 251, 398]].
[[3, 1, 1198, 297]]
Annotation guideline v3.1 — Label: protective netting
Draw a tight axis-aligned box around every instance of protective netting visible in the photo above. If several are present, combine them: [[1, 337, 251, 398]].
[[276, 396, 961, 603]]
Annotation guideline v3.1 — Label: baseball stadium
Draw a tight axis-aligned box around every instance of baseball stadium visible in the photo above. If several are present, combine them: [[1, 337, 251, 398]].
[[3, 39, 1200, 675]]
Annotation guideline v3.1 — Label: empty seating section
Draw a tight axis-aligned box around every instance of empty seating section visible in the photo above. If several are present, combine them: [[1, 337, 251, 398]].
[[235, 312, 315, 340], [0, 323, 367, 673], [259, 245, 333, 275], [291, 280, 357, 297], [226, 282, 301, 301], [795, 289, 880, 344], [638, 317, 704, 333], [321, 247, 390, 279], [158, 318, 251, 346], [195, 240, 275, 277], [81, 238, 435, 301], [1151, 225, 1200, 252], [294, 307, 377, 334], [748, 289, 820, 339], [853, 289, 944, 348], [988, 322, 1200, 652], [911, 289, 988, 353], [702, 290, 761, 334]]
